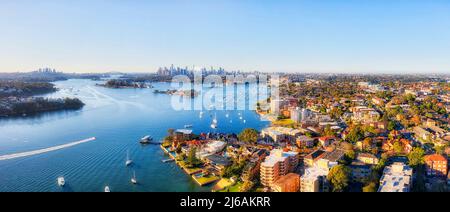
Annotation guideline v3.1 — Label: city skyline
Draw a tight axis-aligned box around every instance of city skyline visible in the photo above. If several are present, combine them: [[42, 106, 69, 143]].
[[1, 0, 450, 73]]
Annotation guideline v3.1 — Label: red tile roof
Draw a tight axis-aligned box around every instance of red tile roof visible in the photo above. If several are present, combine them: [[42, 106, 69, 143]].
[[424, 154, 447, 162]]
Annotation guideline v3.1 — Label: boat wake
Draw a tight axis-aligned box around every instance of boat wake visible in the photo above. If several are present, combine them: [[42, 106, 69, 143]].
[[0, 137, 96, 161]]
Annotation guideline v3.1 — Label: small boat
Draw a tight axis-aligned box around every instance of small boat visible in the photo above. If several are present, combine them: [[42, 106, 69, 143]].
[[162, 158, 175, 163], [239, 116, 243, 120], [131, 171, 138, 184], [140, 135, 153, 144], [125, 151, 133, 166], [199, 111, 204, 118], [104, 186, 111, 192], [243, 120, 247, 124], [57, 177, 65, 187], [225, 114, 229, 118], [211, 123, 218, 129], [184, 125, 193, 129], [212, 113, 218, 124]]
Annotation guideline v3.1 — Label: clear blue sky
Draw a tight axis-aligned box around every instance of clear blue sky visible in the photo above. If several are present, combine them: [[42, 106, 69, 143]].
[[1, 0, 450, 73]]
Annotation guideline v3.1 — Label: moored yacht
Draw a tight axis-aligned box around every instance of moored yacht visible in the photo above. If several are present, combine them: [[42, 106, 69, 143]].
[[140, 135, 153, 144]]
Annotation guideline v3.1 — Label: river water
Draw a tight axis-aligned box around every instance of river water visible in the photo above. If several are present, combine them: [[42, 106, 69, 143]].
[[0, 79, 269, 192]]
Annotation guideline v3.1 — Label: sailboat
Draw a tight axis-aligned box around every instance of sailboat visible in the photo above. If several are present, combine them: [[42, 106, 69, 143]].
[[104, 186, 111, 192], [125, 151, 133, 167], [131, 171, 138, 184]]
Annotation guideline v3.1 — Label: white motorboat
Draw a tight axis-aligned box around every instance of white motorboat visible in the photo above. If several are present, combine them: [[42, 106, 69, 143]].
[[125, 151, 133, 166], [57, 177, 65, 187], [104, 186, 111, 192], [140, 135, 153, 144], [131, 171, 138, 184]]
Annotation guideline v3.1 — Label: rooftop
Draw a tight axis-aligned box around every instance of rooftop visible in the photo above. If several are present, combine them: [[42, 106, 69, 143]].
[[262, 149, 298, 167], [175, 129, 193, 135], [378, 163, 413, 192], [424, 154, 447, 162], [321, 149, 345, 162], [302, 166, 329, 181], [273, 173, 300, 185]]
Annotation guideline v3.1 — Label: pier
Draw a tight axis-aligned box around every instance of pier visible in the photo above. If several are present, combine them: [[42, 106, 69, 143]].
[[0, 137, 96, 161]]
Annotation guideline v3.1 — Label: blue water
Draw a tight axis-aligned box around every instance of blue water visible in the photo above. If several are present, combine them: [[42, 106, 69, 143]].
[[0, 79, 269, 192]]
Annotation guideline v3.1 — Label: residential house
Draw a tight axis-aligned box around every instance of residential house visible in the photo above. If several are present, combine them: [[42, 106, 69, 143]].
[[357, 153, 380, 165], [304, 149, 326, 167], [300, 166, 329, 192], [318, 136, 338, 148], [382, 139, 413, 154], [316, 149, 345, 170], [296, 135, 315, 148], [413, 126, 433, 142], [378, 162, 413, 192], [260, 149, 299, 187], [424, 154, 448, 178], [350, 162, 372, 183], [272, 173, 301, 192], [196, 140, 227, 159], [261, 127, 302, 143], [205, 155, 232, 173]]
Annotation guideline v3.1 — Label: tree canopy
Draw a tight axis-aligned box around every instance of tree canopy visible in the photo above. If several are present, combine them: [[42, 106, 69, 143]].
[[327, 165, 351, 192], [238, 128, 259, 144]]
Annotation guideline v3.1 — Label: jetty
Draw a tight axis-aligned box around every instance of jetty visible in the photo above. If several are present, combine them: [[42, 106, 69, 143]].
[[0, 137, 96, 161]]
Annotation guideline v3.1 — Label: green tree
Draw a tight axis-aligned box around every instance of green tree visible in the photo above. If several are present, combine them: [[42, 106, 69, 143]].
[[393, 141, 404, 155], [186, 147, 202, 168], [327, 165, 351, 192], [324, 125, 336, 137], [167, 128, 175, 136], [362, 182, 378, 192], [238, 128, 259, 144], [346, 125, 363, 143], [408, 147, 425, 167], [387, 121, 396, 131]]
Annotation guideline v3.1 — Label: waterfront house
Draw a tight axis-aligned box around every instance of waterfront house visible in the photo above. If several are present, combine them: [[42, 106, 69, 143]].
[[196, 140, 227, 159], [205, 155, 231, 173]]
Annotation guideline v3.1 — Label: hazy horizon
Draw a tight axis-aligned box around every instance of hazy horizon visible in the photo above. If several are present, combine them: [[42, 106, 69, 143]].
[[1, 0, 450, 74]]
